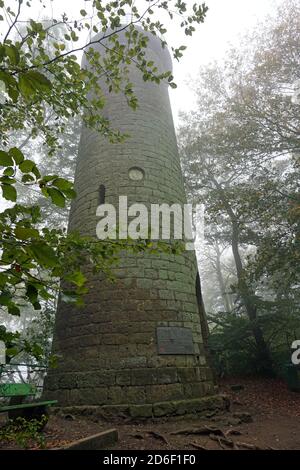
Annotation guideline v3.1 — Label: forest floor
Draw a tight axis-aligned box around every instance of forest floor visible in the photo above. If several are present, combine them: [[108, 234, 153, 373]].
[[0, 377, 299, 450]]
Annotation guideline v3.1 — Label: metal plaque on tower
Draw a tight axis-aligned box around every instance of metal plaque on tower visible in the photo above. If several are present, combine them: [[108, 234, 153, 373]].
[[156, 327, 195, 355]]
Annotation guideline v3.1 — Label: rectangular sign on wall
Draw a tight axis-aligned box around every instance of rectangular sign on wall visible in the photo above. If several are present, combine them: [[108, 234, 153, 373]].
[[156, 326, 195, 355]]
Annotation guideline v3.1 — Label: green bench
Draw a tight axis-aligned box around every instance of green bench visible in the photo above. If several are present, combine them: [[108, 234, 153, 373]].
[[0, 368, 57, 428]]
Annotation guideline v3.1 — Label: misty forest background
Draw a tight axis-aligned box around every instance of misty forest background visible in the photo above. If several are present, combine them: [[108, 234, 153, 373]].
[[1, 0, 299, 383]]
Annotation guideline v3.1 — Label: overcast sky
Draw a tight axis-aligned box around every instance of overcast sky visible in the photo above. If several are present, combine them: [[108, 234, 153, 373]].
[[170, 0, 285, 122]]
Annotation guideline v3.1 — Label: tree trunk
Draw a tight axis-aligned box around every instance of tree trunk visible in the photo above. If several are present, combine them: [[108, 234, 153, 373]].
[[231, 223, 274, 376], [214, 243, 233, 312], [210, 175, 274, 376]]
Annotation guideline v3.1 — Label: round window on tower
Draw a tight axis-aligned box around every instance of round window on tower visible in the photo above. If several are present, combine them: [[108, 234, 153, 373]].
[[128, 167, 145, 181]]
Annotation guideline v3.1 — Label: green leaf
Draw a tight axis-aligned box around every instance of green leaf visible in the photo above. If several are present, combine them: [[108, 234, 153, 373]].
[[9, 147, 24, 164], [0, 150, 13, 166], [28, 242, 58, 268], [21, 174, 35, 183], [52, 177, 72, 190], [48, 187, 66, 207], [7, 85, 19, 102], [8, 304, 20, 316], [29, 342, 43, 357], [1, 184, 16, 201], [19, 159, 35, 173], [42, 175, 58, 183], [0, 70, 19, 102], [26, 283, 38, 303], [41, 186, 49, 198], [4, 44, 20, 65], [70, 31, 78, 42], [0, 175, 15, 184], [39, 288, 52, 300], [14, 226, 39, 240], [63, 188, 77, 199], [3, 167, 14, 176], [0, 293, 11, 306], [32, 165, 41, 178], [6, 347, 19, 358], [48, 354, 58, 368], [18, 71, 52, 98], [66, 270, 86, 287], [80, 9, 87, 16], [31, 205, 41, 222], [0, 273, 7, 288]]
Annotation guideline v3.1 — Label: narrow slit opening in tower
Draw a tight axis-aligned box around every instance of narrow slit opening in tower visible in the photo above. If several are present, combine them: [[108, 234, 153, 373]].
[[98, 184, 106, 205]]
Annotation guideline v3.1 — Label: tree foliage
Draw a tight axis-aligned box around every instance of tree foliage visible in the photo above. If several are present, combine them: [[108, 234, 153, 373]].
[[179, 0, 300, 376]]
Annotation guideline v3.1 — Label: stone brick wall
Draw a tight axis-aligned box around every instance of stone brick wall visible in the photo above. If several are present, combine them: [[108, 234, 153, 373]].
[[44, 28, 216, 414]]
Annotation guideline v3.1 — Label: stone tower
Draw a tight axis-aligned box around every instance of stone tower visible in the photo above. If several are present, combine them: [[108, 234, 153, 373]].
[[44, 28, 221, 417]]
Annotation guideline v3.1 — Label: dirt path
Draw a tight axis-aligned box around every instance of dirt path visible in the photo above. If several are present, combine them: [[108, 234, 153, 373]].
[[1, 377, 299, 450]]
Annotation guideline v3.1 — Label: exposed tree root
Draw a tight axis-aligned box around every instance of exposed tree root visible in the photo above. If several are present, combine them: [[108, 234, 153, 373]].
[[190, 441, 208, 450], [171, 425, 225, 437], [225, 429, 242, 437], [147, 431, 169, 446], [130, 433, 144, 440], [209, 434, 237, 449]]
